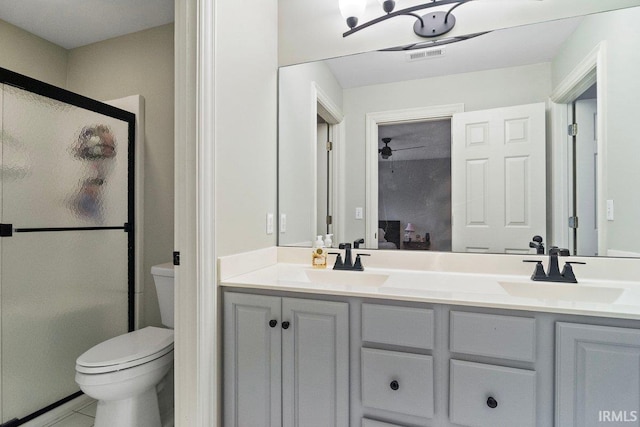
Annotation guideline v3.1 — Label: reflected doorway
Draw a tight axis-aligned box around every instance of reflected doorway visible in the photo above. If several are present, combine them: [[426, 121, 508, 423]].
[[317, 115, 333, 237], [570, 84, 598, 256], [377, 119, 452, 251]]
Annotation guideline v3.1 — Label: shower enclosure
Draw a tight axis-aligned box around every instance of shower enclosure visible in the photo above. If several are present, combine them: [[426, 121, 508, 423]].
[[0, 67, 134, 426]]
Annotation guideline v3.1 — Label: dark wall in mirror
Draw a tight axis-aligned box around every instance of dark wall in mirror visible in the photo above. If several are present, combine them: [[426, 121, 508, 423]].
[[278, 6, 640, 258]]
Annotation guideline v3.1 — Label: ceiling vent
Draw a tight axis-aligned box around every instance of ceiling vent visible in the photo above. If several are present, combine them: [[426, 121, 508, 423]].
[[406, 48, 446, 62]]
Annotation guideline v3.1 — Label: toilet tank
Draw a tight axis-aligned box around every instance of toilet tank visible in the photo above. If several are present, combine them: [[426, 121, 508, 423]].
[[151, 263, 175, 328]]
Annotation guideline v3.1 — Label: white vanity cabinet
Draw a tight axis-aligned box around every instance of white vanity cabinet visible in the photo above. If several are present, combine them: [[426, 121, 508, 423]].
[[360, 303, 435, 423], [223, 292, 349, 427], [556, 322, 640, 427], [222, 285, 640, 427], [449, 360, 536, 427], [449, 311, 537, 427]]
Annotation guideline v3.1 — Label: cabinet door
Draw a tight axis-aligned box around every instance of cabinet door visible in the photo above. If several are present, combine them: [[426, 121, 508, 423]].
[[282, 298, 349, 427], [557, 322, 640, 427], [224, 293, 282, 427]]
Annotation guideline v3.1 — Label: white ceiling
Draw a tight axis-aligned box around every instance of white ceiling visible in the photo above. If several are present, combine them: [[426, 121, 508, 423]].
[[322, 15, 584, 162], [325, 16, 583, 88], [0, 0, 174, 49]]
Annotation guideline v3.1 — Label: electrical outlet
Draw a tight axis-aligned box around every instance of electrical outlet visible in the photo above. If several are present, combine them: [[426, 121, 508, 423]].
[[280, 214, 287, 233], [266, 213, 274, 234], [355, 207, 363, 220]]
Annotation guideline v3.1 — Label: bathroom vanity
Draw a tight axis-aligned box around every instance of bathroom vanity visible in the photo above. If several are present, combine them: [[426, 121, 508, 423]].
[[220, 247, 640, 427]]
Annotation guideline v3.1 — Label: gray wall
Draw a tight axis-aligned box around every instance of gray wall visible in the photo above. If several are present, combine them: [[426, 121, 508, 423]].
[[279, 61, 343, 246], [379, 158, 452, 251], [552, 7, 640, 255], [0, 19, 67, 86]]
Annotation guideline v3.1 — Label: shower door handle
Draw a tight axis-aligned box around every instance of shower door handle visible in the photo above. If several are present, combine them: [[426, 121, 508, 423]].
[[6, 224, 128, 234], [0, 223, 13, 237]]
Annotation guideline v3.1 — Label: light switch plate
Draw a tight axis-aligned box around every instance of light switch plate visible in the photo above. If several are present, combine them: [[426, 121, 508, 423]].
[[355, 207, 363, 220], [280, 214, 287, 233], [606, 200, 614, 221]]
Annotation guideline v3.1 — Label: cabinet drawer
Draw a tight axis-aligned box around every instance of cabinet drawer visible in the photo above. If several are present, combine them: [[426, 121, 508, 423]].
[[362, 304, 434, 349], [450, 311, 536, 362], [450, 360, 536, 427], [362, 419, 404, 427], [361, 348, 434, 419]]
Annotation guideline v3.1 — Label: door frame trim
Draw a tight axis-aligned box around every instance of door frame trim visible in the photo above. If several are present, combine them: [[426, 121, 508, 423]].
[[173, 0, 218, 425], [310, 82, 345, 245]]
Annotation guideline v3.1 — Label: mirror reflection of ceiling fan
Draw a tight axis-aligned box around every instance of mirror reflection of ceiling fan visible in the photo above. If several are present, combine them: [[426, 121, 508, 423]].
[[378, 137, 425, 159]]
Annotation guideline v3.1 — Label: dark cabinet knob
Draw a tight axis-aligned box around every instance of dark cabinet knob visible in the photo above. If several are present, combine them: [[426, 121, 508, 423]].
[[487, 396, 498, 408], [269, 319, 277, 328], [282, 321, 290, 330], [390, 380, 400, 391]]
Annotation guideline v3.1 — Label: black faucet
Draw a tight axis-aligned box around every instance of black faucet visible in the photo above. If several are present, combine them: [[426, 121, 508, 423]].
[[329, 243, 369, 271], [524, 248, 585, 283], [339, 243, 353, 268], [529, 235, 545, 254]]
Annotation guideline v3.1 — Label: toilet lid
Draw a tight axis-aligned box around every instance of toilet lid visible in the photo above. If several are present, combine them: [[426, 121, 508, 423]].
[[76, 326, 173, 374]]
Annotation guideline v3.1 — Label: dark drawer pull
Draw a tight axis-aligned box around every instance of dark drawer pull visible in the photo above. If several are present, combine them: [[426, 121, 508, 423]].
[[487, 396, 498, 409], [390, 380, 400, 391], [269, 319, 278, 328], [282, 321, 290, 330]]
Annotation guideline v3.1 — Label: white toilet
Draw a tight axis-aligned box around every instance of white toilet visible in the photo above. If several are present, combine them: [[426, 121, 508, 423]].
[[75, 262, 175, 427]]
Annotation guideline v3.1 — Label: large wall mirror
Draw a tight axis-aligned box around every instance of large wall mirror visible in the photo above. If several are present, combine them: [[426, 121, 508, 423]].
[[278, 5, 640, 258]]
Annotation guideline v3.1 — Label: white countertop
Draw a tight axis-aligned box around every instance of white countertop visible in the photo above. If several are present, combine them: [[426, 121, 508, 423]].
[[219, 248, 640, 320]]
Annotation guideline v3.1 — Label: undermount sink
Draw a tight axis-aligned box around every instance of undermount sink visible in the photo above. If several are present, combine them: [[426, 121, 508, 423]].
[[304, 269, 389, 287], [499, 281, 623, 304]]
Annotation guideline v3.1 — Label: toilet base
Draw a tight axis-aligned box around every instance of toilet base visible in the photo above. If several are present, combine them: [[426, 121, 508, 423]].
[[94, 386, 161, 427]]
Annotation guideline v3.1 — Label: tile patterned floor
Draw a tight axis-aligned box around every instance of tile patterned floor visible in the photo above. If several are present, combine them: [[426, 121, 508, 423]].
[[48, 401, 96, 427], [43, 400, 174, 427]]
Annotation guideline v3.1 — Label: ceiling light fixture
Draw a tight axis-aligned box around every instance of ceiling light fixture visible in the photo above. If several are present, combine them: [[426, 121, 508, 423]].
[[339, 0, 475, 38]]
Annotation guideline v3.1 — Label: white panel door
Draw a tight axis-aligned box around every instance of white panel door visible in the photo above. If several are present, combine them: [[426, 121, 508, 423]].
[[452, 103, 546, 253]]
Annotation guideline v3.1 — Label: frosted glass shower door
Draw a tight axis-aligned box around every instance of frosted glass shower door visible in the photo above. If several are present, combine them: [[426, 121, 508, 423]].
[[0, 79, 133, 424]]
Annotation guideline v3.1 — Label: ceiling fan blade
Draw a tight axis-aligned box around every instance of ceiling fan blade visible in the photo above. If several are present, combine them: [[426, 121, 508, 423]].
[[393, 145, 426, 151]]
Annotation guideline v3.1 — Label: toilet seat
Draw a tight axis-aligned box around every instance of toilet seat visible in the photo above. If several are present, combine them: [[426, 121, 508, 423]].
[[76, 326, 174, 374]]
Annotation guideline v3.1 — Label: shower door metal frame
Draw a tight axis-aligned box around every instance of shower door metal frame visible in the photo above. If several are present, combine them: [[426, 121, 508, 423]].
[[0, 66, 135, 426]]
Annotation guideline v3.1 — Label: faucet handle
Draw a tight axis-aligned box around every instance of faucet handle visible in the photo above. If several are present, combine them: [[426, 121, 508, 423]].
[[529, 235, 545, 254], [328, 252, 343, 269], [353, 253, 370, 271], [523, 260, 546, 281], [561, 261, 586, 283]]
